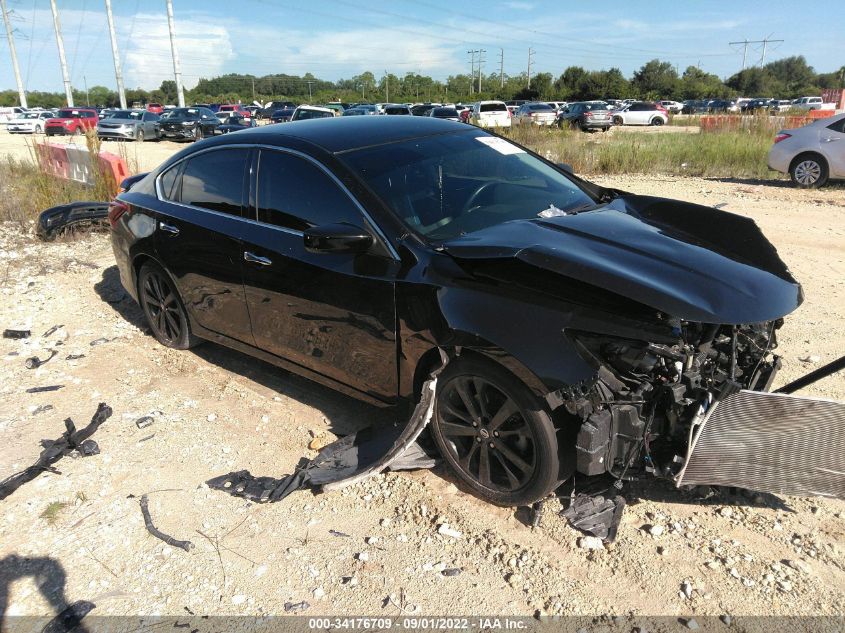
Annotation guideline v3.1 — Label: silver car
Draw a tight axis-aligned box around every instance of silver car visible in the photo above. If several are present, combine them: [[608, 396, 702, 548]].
[[96, 109, 160, 142], [767, 113, 845, 188]]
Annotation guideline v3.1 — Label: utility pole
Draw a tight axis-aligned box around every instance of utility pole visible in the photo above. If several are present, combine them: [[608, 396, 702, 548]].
[[729, 36, 782, 70], [499, 48, 504, 89], [527, 47, 535, 89], [383, 71, 388, 102], [467, 50, 478, 95], [84, 75, 89, 105], [1, 0, 27, 108], [251, 77, 255, 101], [104, 0, 126, 109], [477, 49, 486, 94], [165, 0, 185, 107], [306, 80, 314, 100], [49, 0, 73, 106]]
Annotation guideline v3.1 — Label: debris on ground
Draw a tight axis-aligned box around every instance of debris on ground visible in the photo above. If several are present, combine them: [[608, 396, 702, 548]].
[[135, 416, 155, 429], [31, 404, 55, 415], [25, 385, 65, 393], [39, 600, 96, 633], [139, 494, 194, 552], [25, 350, 57, 369], [0, 403, 112, 500], [283, 601, 309, 613], [561, 492, 626, 542], [3, 328, 31, 339], [208, 364, 442, 503], [42, 324, 64, 338]]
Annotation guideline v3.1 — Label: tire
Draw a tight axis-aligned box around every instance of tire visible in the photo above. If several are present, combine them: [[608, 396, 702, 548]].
[[431, 356, 560, 506], [136, 129, 145, 142], [790, 153, 828, 188], [138, 262, 201, 350], [35, 124, 42, 134], [613, 116, 623, 126], [195, 124, 203, 141], [651, 117, 664, 126]]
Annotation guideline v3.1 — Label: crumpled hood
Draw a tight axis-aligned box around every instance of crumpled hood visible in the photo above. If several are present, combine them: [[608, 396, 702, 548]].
[[442, 195, 803, 324]]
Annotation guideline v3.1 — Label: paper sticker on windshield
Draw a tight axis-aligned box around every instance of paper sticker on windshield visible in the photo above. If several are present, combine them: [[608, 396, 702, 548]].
[[476, 137, 525, 155]]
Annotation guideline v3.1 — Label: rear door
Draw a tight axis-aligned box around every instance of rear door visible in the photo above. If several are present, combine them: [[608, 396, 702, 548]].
[[240, 148, 399, 401], [820, 117, 845, 177], [154, 146, 255, 344]]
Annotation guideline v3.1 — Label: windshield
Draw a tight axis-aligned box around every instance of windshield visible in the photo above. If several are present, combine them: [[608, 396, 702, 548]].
[[343, 130, 595, 241], [480, 103, 506, 112], [582, 103, 609, 111], [107, 110, 142, 120], [57, 110, 84, 118], [161, 108, 200, 120], [432, 108, 458, 117], [22, 112, 41, 119]]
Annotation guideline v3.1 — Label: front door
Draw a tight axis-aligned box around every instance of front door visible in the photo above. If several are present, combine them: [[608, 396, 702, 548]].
[[154, 147, 255, 345], [240, 148, 398, 401], [820, 117, 845, 177]]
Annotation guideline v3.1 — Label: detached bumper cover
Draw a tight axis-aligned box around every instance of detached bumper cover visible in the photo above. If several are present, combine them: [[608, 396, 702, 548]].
[[676, 390, 845, 499]]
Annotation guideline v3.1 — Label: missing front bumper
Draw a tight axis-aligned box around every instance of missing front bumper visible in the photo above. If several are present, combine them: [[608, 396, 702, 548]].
[[675, 390, 845, 499]]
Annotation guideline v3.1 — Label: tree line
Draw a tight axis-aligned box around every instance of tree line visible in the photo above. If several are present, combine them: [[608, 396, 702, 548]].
[[2, 56, 842, 108]]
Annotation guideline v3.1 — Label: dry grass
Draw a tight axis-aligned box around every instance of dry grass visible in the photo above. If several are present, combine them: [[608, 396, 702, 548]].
[[501, 123, 777, 180], [0, 130, 134, 228]]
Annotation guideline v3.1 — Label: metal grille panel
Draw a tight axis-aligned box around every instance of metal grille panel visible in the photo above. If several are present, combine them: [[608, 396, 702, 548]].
[[676, 390, 845, 499]]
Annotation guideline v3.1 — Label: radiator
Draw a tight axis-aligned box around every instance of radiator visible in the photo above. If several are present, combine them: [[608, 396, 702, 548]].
[[675, 390, 845, 499]]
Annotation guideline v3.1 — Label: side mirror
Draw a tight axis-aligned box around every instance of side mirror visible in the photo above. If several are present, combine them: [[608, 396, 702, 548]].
[[557, 162, 574, 174], [303, 223, 373, 254]]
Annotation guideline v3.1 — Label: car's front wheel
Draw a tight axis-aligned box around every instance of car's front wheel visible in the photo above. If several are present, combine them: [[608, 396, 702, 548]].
[[136, 129, 145, 142], [431, 356, 560, 506], [790, 153, 828, 188], [138, 262, 201, 349]]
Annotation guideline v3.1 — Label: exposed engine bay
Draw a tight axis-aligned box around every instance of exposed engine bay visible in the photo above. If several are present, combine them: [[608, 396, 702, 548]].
[[565, 319, 784, 482]]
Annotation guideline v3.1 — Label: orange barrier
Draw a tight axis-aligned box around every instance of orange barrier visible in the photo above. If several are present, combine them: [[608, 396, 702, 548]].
[[807, 109, 835, 119], [34, 141, 128, 192], [699, 113, 833, 133]]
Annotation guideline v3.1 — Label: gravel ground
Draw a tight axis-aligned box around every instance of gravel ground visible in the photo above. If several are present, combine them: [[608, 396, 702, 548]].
[[0, 152, 843, 621]]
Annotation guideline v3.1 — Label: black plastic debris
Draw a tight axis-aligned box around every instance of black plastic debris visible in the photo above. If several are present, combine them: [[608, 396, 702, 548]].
[[0, 403, 112, 500], [3, 329, 30, 339], [207, 363, 443, 504], [89, 337, 111, 347], [36, 201, 110, 241], [25, 350, 57, 369], [32, 404, 55, 415], [284, 601, 309, 613], [329, 529, 351, 538], [26, 385, 64, 393], [442, 568, 462, 577], [42, 324, 64, 338], [561, 493, 626, 543], [140, 494, 194, 552], [40, 600, 96, 633], [65, 354, 86, 361]]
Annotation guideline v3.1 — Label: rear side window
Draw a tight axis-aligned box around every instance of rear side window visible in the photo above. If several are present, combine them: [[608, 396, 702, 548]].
[[826, 118, 845, 134], [158, 164, 182, 201], [256, 150, 362, 231], [179, 148, 248, 215]]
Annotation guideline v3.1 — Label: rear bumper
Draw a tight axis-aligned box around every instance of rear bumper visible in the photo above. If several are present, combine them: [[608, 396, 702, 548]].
[[581, 119, 613, 129]]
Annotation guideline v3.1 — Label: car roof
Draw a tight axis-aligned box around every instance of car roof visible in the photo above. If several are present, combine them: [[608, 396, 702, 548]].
[[198, 116, 469, 154]]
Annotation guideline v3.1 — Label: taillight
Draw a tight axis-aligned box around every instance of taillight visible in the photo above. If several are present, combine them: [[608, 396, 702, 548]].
[[583, 111, 592, 118], [774, 133, 791, 144], [108, 200, 129, 228]]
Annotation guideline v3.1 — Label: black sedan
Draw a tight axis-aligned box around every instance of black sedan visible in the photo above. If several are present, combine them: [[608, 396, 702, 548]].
[[109, 117, 801, 506], [158, 107, 221, 141], [216, 114, 258, 134]]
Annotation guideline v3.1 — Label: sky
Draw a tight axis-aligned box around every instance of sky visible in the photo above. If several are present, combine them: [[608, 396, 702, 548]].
[[0, 0, 842, 94]]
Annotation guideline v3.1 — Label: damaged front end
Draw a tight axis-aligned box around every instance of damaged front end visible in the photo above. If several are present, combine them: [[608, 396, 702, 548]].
[[562, 320, 845, 499]]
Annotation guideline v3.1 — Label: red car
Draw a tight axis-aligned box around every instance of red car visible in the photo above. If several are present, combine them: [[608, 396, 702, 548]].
[[146, 103, 164, 115], [217, 104, 251, 120], [45, 108, 99, 136]]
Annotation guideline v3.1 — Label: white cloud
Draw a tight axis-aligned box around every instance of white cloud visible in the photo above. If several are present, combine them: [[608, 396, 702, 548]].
[[504, 2, 536, 10]]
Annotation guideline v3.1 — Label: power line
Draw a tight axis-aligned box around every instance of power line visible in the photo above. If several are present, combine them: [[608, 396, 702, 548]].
[[729, 36, 783, 70]]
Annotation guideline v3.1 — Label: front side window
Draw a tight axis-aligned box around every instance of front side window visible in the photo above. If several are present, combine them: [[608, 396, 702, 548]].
[[179, 149, 248, 215], [255, 150, 363, 232], [343, 130, 595, 241]]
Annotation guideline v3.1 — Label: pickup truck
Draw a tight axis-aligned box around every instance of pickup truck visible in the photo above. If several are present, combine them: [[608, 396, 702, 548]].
[[794, 96, 835, 111]]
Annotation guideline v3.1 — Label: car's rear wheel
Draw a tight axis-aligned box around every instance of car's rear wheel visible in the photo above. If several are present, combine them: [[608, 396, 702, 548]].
[[790, 153, 828, 188], [651, 116, 664, 126], [138, 262, 201, 349], [613, 116, 623, 125], [431, 356, 560, 506]]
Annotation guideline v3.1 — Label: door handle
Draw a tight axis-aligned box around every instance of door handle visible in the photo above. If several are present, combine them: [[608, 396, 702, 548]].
[[159, 221, 179, 236], [821, 137, 840, 142], [244, 251, 272, 266]]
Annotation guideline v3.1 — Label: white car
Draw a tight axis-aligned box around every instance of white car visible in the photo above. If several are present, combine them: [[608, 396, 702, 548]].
[[290, 105, 336, 121], [470, 101, 511, 128], [0, 106, 26, 124], [512, 102, 557, 126], [767, 113, 845, 188], [7, 110, 55, 134], [611, 102, 668, 126], [659, 100, 683, 114]]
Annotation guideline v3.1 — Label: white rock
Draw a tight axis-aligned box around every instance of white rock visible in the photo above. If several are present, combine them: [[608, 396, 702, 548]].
[[356, 552, 369, 561], [255, 565, 268, 577], [207, 414, 217, 422], [366, 536, 379, 544], [681, 581, 693, 599], [312, 587, 325, 599], [577, 536, 604, 551], [437, 524, 463, 539], [231, 595, 246, 605], [649, 525, 665, 537]]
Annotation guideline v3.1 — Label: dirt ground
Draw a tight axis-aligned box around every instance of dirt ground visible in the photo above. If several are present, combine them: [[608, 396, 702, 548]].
[[0, 133, 844, 622]]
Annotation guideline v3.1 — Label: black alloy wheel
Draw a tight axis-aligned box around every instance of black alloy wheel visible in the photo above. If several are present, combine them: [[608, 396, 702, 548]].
[[138, 262, 200, 349], [431, 357, 559, 506], [195, 124, 204, 140]]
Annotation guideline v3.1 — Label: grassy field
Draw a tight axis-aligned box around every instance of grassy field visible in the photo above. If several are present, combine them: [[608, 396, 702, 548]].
[[501, 123, 778, 180]]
